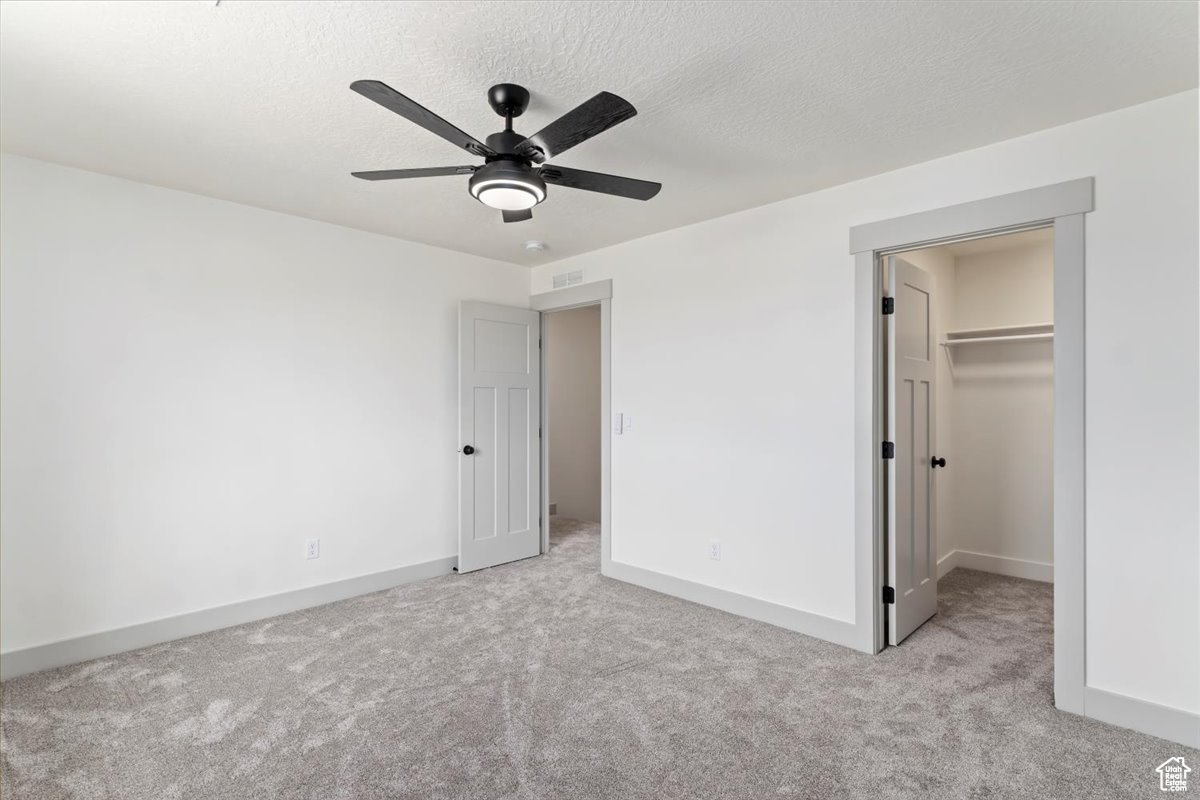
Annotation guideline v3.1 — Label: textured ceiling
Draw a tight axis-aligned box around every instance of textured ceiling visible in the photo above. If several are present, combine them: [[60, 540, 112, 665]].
[[1, 1, 1195, 266]]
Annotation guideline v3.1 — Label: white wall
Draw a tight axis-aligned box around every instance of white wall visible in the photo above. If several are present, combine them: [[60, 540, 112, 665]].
[[530, 91, 1199, 715], [954, 242, 1054, 328], [949, 241, 1054, 571], [547, 306, 601, 522], [0, 154, 530, 653]]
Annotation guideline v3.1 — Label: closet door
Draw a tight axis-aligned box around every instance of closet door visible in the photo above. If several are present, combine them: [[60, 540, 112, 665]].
[[887, 257, 938, 644]]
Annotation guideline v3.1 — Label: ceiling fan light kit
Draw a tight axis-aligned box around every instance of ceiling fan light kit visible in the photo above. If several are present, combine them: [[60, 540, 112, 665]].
[[468, 162, 546, 211], [350, 80, 660, 224]]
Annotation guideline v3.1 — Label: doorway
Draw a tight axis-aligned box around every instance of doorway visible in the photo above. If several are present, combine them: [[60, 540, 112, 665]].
[[457, 280, 613, 575], [883, 227, 1055, 645], [533, 279, 613, 570], [849, 177, 1092, 714], [543, 304, 603, 566]]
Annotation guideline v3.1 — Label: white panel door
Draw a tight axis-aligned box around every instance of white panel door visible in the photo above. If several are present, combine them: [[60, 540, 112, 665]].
[[887, 257, 938, 644], [458, 302, 541, 573]]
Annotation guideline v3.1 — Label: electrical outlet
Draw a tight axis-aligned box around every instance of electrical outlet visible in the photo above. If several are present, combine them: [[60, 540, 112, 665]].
[[305, 538, 320, 560], [708, 540, 722, 560]]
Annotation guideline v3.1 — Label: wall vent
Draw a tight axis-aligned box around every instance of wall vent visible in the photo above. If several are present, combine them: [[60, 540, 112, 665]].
[[552, 270, 584, 289], [549, 503, 558, 516]]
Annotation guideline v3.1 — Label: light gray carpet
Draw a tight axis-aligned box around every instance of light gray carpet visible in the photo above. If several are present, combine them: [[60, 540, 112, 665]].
[[2, 518, 1194, 799]]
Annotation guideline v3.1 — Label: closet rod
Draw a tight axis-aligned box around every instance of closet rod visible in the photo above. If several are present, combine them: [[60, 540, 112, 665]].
[[941, 333, 1054, 346]]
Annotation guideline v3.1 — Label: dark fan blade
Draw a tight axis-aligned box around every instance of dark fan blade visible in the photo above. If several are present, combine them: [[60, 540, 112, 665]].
[[502, 209, 533, 223], [350, 80, 496, 157], [539, 165, 661, 200], [352, 166, 477, 181], [515, 92, 636, 163]]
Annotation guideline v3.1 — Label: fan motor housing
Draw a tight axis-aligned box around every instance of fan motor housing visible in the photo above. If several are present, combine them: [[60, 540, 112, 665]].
[[484, 130, 528, 156]]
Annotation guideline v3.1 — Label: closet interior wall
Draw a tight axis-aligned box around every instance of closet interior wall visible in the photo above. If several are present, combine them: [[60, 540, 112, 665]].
[[546, 305, 602, 524], [904, 231, 1055, 582]]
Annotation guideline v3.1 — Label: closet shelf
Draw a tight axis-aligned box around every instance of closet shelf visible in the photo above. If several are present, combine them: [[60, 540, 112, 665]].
[[941, 322, 1053, 347]]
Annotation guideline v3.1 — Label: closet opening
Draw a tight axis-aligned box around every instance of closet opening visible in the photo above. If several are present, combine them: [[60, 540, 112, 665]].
[[542, 304, 603, 569], [883, 226, 1055, 648]]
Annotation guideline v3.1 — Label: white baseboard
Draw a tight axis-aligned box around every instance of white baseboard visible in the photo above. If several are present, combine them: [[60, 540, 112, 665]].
[[937, 550, 960, 579], [1083, 687, 1200, 749], [938, 549, 1053, 583], [604, 560, 865, 652], [0, 555, 457, 680]]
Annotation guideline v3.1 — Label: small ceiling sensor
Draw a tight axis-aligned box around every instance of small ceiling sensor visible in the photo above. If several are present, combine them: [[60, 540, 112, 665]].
[[524, 240, 547, 252]]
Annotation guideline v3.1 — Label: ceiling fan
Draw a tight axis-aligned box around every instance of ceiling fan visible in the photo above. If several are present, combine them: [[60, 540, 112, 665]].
[[349, 81, 661, 223]]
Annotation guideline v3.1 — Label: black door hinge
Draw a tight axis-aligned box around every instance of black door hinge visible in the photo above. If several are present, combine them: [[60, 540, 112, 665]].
[[882, 586, 895, 604], [882, 297, 894, 315], [539, 427, 542, 438], [882, 441, 895, 459]]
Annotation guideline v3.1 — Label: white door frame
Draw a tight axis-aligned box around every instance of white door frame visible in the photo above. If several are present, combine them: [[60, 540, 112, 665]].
[[849, 178, 1093, 715], [531, 279, 613, 573]]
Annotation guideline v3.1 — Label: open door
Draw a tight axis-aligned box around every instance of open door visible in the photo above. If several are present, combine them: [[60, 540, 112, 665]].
[[458, 301, 542, 573], [886, 257, 938, 644]]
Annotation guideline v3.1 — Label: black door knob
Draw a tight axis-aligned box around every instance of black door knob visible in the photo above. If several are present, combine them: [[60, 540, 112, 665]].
[[931, 457, 946, 468], [462, 445, 475, 455]]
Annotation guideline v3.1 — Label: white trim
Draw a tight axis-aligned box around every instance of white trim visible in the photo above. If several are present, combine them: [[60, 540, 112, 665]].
[[1083, 688, 1200, 749], [1051, 212, 1087, 714], [936, 550, 958, 580], [855, 249, 886, 654], [605, 561, 861, 650], [600, 301, 611, 571], [533, 282, 612, 573], [937, 549, 1054, 583], [530, 279, 612, 311], [0, 555, 457, 680], [848, 178, 1094, 254]]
